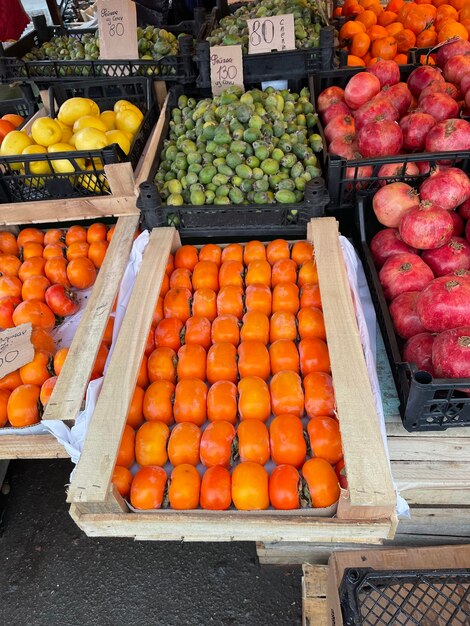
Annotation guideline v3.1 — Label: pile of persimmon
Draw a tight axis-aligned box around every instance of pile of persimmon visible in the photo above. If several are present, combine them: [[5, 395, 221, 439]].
[[337, 0, 470, 68], [112, 239, 347, 512], [0, 223, 114, 428]]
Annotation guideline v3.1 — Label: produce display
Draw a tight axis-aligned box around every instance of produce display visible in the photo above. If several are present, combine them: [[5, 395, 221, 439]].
[[155, 86, 322, 207], [0, 97, 144, 192], [0, 113, 26, 147], [207, 0, 328, 53], [336, 0, 470, 67], [22, 27, 184, 68], [112, 239, 346, 511], [317, 55, 470, 177], [371, 169, 470, 379], [0, 224, 114, 428]]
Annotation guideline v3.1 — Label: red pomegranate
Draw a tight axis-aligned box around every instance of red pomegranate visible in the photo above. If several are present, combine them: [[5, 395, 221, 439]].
[[417, 276, 470, 332], [390, 291, 428, 339], [451, 211, 464, 237], [403, 333, 436, 375], [419, 81, 460, 101], [443, 54, 470, 85], [407, 66, 444, 98], [419, 168, 470, 211], [399, 203, 454, 250], [377, 162, 420, 185], [354, 97, 399, 131], [459, 198, 470, 220], [416, 161, 431, 175], [370, 228, 417, 268], [383, 82, 413, 117], [422, 237, 470, 276], [418, 93, 459, 122], [357, 120, 403, 158], [345, 164, 374, 190], [372, 182, 419, 228], [324, 114, 355, 143], [425, 119, 470, 154], [317, 86, 345, 114], [466, 220, 470, 245], [436, 39, 470, 69], [328, 135, 358, 159], [344, 72, 381, 110], [432, 326, 470, 378], [399, 113, 437, 152], [322, 101, 351, 125], [460, 72, 470, 94], [379, 253, 434, 300], [366, 60, 400, 87]]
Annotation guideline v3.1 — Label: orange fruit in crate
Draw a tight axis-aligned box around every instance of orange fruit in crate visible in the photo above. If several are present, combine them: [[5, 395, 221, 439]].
[[271, 259, 297, 286], [44, 229, 64, 245], [232, 462, 269, 510], [87, 222, 107, 243], [19, 349, 53, 386], [43, 242, 66, 260], [221, 243, 243, 264], [7, 384, 41, 427], [22, 241, 43, 260], [394, 29, 416, 54], [159, 273, 169, 298], [173, 378, 207, 426], [351, 32, 371, 57], [193, 288, 217, 320], [116, 424, 135, 468], [211, 314, 240, 346], [21, 275, 51, 302], [45, 256, 69, 286], [438, 20, 469, 41], [184, 316, 211, 350], [270, 414, 307, 468], [200, 420, 235, 468], [154, 317, 184, 352], [207, 380, 237, 424], [266, 239, 290, 265], [237, 419, 270, 464], [272, 282, 299, 314], [302, 458, 340, 508], [241, 311, 270, 344], [67, 256, 96, 289], [339, 21, 366, 46], [147, 347, 177, 384], [112, 465, 133, 499], [269, 339, 300, 374], [347, 55, 366, 67], [91, 342, 109, 379], [192, 260, 219, 291], [102, 315, 114, 346], [0, 254, 21, 276], [300, 283, 322, 309], [174, 245, 198, 271], [0, 388, 10, 427], [176, 344, 206, 380], [357, 9, 378, 28], [297, 307, 326, 341], [168, 464, 200, 510], [206, 342, 238, 384], [0, 369, 22, 391], [298, 259, 318, 286], [143, 380, 174, 425], [135, 420, 169, 466], [219, 260, 244, 289], [245, 260, 271, 287], [371, 35, 398, 59], [200, 465, 231, 511], [244, 284, 272, 316], [299, 337, 331, 376], [307, 416, 343, 465], [19, 257, 47, 282], [17, 228, 44, 247], [238, 341, 270, 380], [199, 243, 222, 266], [170, 267, 192, 292], [130, 466, 168, 510], [144, 327, 155, 357], [126, 385, 145, 429], [40, 376, 57, 407], [31, 328, 55, 353], [237, 376, 271, 422], [269, 465, 301, 510], [243, 240, 266, 264], [291, 241, 313, 266], [216, 285, 244, 319], [269, 311, 297, 343], [65, 225, 87, 246], [152, 296, 164, 327], [66, 241, 89, 261], [0, 275, 22, 299], [168, 422, 201, 466], [0, 295, 21, 328], [163, 287, 192, 322], [13, 300, 56, 331], [270, 370, 304, 417], [2, 114, 24, 128], [0, 231, 19, 256]]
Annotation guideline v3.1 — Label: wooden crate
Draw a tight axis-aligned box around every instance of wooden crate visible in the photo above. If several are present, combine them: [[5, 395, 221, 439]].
[[67, 218, 398, 543], [302, 545, 470, 626]]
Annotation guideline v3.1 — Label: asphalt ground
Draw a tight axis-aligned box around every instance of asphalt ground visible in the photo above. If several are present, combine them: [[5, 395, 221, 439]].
[[0, 459, 302, 626]]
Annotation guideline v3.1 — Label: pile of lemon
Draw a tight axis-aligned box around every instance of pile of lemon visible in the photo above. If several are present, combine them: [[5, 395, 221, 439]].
[[0, 97, 143, 192]]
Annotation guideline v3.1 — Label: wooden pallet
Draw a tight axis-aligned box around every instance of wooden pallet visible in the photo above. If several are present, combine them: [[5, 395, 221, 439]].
[[67, 219, 397, 543]]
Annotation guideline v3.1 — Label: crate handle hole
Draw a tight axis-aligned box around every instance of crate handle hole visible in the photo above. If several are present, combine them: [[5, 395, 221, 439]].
[[414, 371, 433, 385]]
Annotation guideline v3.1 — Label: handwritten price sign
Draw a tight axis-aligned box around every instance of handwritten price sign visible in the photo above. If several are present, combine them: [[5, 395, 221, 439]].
[[0, 323, 33, 379], [247, 14, 295, 55], [97, 0, 138, 60], [210, 45, 244, 96]]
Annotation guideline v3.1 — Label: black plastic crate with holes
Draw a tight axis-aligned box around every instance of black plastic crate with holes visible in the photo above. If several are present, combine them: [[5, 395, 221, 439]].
[[313, 64, 470, 210], [0, 82, 38, 120], [196, 0, 336, 87], [339, 567, 470, 626], [136, 79, 329, 240], [355, 191, 470, 432], [0, 76, 157, 204], [0, 19, 201, 85]]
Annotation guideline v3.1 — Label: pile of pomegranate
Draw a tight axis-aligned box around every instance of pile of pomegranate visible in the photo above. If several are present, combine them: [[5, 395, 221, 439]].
[[371, 168, 470, 380], [317, 40, 470, 177]]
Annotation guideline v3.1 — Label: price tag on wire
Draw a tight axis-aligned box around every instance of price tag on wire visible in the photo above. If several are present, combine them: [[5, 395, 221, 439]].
[[247, 14, 296, 55], [210, 45, 244, 96], [0, 323, 33, 379], [97, 0, 139, 60]]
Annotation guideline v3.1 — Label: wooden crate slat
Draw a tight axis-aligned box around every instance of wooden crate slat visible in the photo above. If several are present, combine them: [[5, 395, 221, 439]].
[[302, 564, 328, 626], [393, 460, 470, 505], [388, 436, 470, 462], [0, 434, 69, 459], [134, 94, 169, 188], [67, 227, 180, 505], [43, 215, 140, 422], [309, 218, 395, 514]]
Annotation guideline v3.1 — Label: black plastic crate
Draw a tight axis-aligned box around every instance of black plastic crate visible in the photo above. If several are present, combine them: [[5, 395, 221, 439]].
[[0, 82, 38, 120], [0, 22, 199, 85], [340, 567, 470, 626], [0, 76, 157, 204], [313, 64, 470, 209], [355, 191, 470, 432], [136, 78, 328, 239]]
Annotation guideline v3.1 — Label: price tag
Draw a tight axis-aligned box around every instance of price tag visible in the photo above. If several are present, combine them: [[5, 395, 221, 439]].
[[210, 45, 244, 96], [0, 323, 33, 379], [247, 14, 296, 55], [97, 0, 138, 60]]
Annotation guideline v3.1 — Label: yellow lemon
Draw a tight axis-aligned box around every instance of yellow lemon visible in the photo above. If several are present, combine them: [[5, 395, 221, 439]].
[[55, 119, 73, 143], [114, 100, 144, 120], [22, 170, 46, 189], [74, 127, 108, 151], [115, 109, 142, 135], [106, 130, 131, 155], [22, 145, 52, 175], [123, 131, 134, 141], [79, 164, 110, 194], [73, 115, 108, 133], [0, 130, 33, 170], [69, 134, 77, 147], [48, 143, 85, 174], [31, 117, 63, 147], [58, 98, 99, 127], [100, 111, 116, 131]]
